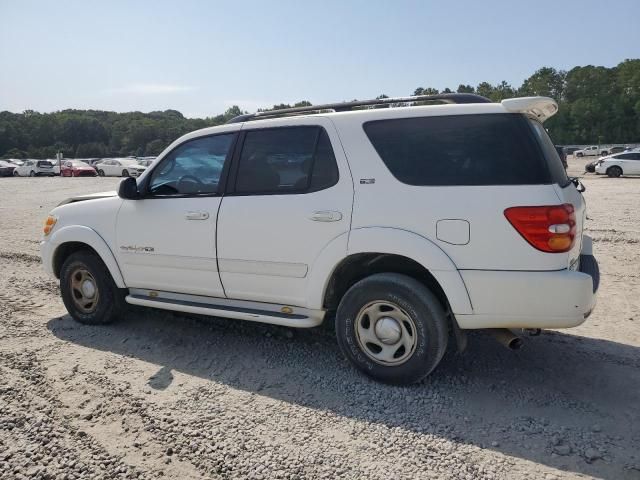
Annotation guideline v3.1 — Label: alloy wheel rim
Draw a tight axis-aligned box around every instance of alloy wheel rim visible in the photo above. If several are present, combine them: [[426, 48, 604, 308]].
[[70, 267, 99, 314], [355, 301, 418, 366]]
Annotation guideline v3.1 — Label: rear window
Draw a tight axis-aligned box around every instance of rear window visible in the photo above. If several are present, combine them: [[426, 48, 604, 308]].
[[37, 161, 53, 167], [364, 113, 561, 186]]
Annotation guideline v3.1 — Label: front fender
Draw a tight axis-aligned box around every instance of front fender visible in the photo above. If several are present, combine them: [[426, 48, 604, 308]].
[[306, 227, 472, 314], [44, 225, 125, 288]]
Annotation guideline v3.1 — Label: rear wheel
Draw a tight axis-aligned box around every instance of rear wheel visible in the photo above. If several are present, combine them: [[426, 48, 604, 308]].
[[607, 166, 622, 178], [13, 170, 19, 176], [60, 251, 126, 325], [335, 273, 448, 384], [121, 169, 129, 177], [29, 170, 35, 177], [98, 169, 105, 176], [576, 152, 583, 157]]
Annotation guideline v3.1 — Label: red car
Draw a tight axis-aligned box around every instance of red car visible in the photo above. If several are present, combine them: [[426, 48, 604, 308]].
[[61, 160, 97, 177]]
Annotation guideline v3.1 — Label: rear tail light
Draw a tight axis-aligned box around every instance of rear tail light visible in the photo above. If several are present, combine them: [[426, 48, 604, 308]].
[[504, 204, 576, 253]]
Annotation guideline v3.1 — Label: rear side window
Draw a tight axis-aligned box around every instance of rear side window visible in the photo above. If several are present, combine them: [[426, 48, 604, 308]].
[[364, 114, 554, 186], [235, 126, 338, 194], [528, 120, 570, 186]]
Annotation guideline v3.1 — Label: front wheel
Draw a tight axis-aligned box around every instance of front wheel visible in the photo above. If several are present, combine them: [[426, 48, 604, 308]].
[[60, 251, 126, 325], [29, 170, 35, 177], [576, 152, 583, 157], [335, 273, 448, 385], [607, 166, 622, 178], [13, 170, 19, 176], [121, 169, 129, 177], [98, 169, 105, 177]]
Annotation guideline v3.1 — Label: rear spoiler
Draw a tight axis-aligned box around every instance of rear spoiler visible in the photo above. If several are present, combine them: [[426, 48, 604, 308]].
[[501, 97, 558, 123]]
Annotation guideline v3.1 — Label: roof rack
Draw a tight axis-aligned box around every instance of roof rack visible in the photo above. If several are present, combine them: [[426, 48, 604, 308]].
[[226, 93, 492, 124]]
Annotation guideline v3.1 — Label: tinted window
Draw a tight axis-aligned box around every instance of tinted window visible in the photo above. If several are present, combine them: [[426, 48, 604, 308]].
[[149, 134, 234, 196], [528, 120, 570, 186], [235, 127, 338, 194], [615, 153, 635, 160], [364, 114, 552, 186]]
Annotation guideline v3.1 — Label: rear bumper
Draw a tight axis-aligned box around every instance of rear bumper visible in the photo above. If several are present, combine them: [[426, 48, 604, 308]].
[[455, 254, 599, 330]]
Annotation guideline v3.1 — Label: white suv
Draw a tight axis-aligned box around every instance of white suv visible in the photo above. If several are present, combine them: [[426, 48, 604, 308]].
[[14, 159, 56, 177], [41, 94, 599, 384]]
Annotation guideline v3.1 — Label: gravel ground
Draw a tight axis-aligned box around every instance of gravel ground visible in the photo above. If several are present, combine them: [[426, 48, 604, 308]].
[[0, 158, 639, 480]]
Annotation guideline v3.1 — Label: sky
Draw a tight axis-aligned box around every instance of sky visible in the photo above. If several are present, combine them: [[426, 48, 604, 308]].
[[1, 0, 639, 118]]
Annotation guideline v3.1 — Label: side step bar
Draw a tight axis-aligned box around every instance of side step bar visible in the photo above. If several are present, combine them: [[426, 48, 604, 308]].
[[125, 294, 323, 328]]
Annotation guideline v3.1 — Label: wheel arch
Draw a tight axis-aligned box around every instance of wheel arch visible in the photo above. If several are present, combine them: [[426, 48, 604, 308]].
[[49, 225, 126, 288], [607, 164, 623, 175], [307, 227, 472, 315]]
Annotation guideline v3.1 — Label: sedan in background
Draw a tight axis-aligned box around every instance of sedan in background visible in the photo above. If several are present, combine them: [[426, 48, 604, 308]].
[[0, 160, 17, 176], [594, 152, 640, 177], [13, 160, 56, 177], [95, 158, 147, 177], [61, 160, 97, 177]]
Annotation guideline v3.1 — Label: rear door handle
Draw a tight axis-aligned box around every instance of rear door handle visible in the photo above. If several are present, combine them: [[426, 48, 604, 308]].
[[185, 211, 209, 220], [309, 210, 343, 222]]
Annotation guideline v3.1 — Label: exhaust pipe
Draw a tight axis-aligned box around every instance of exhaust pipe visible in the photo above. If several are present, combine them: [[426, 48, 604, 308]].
[[489, 329, 523, 350]]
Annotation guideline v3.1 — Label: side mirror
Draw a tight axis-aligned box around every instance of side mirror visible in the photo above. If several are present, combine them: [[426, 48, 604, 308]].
[[118, 177, 140, 200]]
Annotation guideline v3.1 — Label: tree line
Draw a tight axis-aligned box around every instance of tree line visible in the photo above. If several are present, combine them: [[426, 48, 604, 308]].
[[1, 59, 638, 159]]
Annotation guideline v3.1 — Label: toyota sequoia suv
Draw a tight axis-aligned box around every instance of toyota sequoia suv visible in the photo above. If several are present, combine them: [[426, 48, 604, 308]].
[[41, 94, 599, 384]]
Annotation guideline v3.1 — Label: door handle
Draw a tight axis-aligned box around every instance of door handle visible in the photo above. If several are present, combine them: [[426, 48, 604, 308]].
[[309, 210, 343, 222], [185, 211, 209, 220]]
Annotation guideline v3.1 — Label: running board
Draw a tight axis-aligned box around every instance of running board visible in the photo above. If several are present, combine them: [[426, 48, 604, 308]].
[[125, 294, 323, 328]]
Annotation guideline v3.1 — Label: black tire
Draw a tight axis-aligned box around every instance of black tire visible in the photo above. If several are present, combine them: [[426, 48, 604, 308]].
[[335, 273, 448, 385], [13, 170, 19, 176], [576, 152, 583, 157], [60, 250, 126, 325], [607, 166, 622, 178], [98, 169, 105, 177], [29, 170, 35, 177], [121, 169, 129, 177]]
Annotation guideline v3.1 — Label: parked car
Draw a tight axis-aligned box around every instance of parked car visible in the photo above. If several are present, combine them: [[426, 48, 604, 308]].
[[41, 94, 598, 384], [14, 159, 55, 177], [0, 160, 17, 176], [574, 146, 609, 157], [564, 147, 581, 156], [95, 159, 147, 177], [594, 151, 640, 177], [137, 158, 156, 167], [61, 160, 98, 177], [608, 146, 626, 155]]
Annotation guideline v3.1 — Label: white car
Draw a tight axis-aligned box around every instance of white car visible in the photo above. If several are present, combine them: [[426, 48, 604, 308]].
[[13, 159, 56, 177], [594, 151, 640, 177], [95, 158, 147, 177], [41, 94, 598, 384]]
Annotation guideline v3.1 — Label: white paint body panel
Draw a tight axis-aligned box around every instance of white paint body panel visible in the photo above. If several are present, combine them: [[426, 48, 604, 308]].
[[216, 116, 354, 306], [116, 196, 224, 296]]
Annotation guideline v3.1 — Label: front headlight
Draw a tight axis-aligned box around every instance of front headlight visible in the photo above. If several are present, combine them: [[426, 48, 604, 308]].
[[43, 214, 57, 236]]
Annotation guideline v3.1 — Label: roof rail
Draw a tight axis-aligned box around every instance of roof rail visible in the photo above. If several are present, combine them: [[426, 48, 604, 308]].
[[226, 93, 492, 124]]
